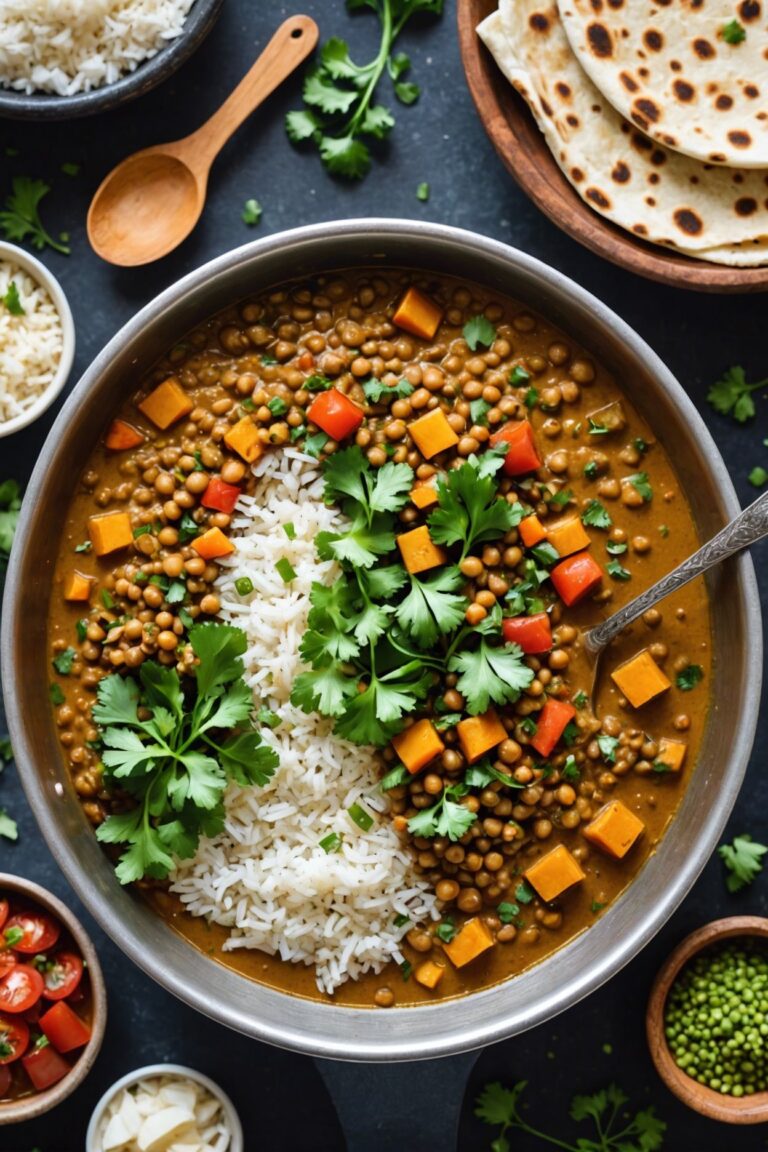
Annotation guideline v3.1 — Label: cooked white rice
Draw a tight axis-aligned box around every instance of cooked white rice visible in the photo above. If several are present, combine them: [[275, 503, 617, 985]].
[[170, 448, 437, 995], [0, 262, 64, 424], [0, 0, 195, 96]]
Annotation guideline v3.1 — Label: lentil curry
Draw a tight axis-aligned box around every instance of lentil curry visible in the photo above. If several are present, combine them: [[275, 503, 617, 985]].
[[47, 269, 711, 1008]]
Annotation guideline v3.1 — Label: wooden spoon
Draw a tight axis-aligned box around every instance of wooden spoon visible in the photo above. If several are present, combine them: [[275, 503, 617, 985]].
[[87, 15, 319, 267]]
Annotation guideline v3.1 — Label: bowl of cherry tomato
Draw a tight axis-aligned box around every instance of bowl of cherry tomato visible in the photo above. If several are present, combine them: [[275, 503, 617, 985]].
[[0, 872, 106, 1123]]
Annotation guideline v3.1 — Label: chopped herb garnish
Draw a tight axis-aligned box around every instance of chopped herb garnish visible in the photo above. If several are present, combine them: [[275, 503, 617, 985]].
[[607, 558, 631, 581], [283, 522, 297, 540], [363, 377, 415, 404], [0, 812, 18, 843], [652, 761, 672, 774], [0, 177, 70, 254], [436, 918, 457, 943], [3, 926, 23, 947], [497, 902, 519, 924], [267, 396, 288, 417], [347, 801, 374, 831], [319, 832, 343, 854], [676, 664, 704, 691], [626, 472, 653, 502], [529, 542, 559, 567], [719, 833, 767, 892], [510, 365, 531, 387], [407, 781, 477, 842], [583, 461, 598, 481], [61, 162, 80, 177], [380, 764, 410, 790], [304, 430, 330, 458], [49, 683, 65, 706], [514, 881, 534, 904], [235, 576, 254, 596], [416, 181, 430, 201], [748, 466, 767, 488], [561, 720, 580, 747], [707, 365, 767, 423], [261, 352, 278, 366], [572, 690, 588, 710], [434, 712, 462, 731], [400, 959, 412, 981], [562, 755, 580, 782], [463, 315, 497, 351], [305, 374, 333, 393], [606, 541, 628, 556], [1, 281, 24, 316], [240, 398, 256, 413], [52, 647, 76, 675], [582, 500, 612, 529], [257, 706, 280, 729], [597, 734, 619, 764], [722, 18, 746, 43], [275, 558, 297, 584], [74, 540, 92, 553], [659, 524, 669, 538], [100, 588, 115, 609], [588, 418, 609, 436], [519, 716, 538, 737], [633, 437, 648, 455], [591, 900, 606, 913], [242, 198, 262, 226], [469, 398, 492, 427], [549, 487, 573, 508]]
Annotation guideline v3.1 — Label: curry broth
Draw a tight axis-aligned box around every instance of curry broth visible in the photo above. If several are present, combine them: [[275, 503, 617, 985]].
[[47, 269, 711, 1008]]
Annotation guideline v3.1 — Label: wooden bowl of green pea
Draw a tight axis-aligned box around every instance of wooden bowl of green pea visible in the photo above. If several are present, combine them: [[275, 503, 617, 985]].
[[647, 917, 768, 1123]]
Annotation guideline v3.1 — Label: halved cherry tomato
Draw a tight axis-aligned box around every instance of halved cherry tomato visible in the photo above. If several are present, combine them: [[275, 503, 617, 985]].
[[40, 1002, 90, 1053], [0, 1064, 10, 1096], [4, 911, 60, 955], [0, 966, 44, 1014], [307, 388, 364, 441], [0, 901, 8, 932], [22, 1040, 70, 1091], [41, 952, 83, 1002], [0, 951, 16, 979], [201, 477, 241, 515], [0, 1013, 29, 1063]]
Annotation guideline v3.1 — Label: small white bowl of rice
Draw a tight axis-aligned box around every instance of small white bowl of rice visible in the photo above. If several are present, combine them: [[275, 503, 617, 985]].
[[0, 240, 75, 437]]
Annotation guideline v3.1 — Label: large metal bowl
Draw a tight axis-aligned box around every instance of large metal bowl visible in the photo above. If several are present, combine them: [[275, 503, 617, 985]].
[[3, 220, 761, 1061]]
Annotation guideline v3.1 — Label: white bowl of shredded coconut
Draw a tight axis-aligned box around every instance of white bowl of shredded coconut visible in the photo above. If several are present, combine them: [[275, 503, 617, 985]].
[[0, 241, 75, 436]]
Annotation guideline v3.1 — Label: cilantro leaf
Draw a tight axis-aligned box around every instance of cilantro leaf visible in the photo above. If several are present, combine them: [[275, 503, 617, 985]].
[[0, 478, 21, 572], [582, 499, 612, 529], [407, 781, 477, 841], [0, 177, 69, 255], [463, 315, 496, 350], [722, 18, 746, 43], [597, 733, 619, 763], [719, 834, 768, 892], [749, 466, 767, 488], [0, 810, 17, 842], [1, 281, 24, 316], [242, 199, 262, 226], [399, 567, 468, 647], [428, 456, 524, 559], [626, 472, 653, 502], [707, 366, 767, 423], [607, 559, 631, 581], [285, 109, 321, 141], [362, 377, 414, 403], [292, 660, 358, 718], [319, 135, 371, 178], [449, 636, 534, 715], [676, 663, 703, 691]]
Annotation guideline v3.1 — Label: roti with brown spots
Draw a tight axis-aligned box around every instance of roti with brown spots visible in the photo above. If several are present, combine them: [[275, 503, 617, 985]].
[[556, 0, 768, 168], [477, 1, 768, 265]]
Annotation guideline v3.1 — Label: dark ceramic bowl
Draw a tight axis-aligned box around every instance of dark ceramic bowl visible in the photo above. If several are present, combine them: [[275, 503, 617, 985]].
[[0, 0, 224, 121]]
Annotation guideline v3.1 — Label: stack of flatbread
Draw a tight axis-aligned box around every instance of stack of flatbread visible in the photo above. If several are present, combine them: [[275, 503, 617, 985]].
[[477, 1, 768, 266]]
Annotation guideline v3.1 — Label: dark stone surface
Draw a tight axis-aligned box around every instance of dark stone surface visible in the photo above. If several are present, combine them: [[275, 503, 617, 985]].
[[0, 1, 765, 1148]]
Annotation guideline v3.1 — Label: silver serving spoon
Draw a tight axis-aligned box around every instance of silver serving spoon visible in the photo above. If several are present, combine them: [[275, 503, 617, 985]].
[[583, 487, 768, 696]]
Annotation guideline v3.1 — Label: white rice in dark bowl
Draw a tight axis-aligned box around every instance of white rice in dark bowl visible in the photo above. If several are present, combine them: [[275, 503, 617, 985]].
[[0, 0, 197, 96], [170, 449, 438, 995]]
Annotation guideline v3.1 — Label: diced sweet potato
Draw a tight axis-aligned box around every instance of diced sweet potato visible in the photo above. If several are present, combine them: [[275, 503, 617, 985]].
[[584, 800, 645, 860], [104, 418, 144, 452], [396, 525, 447, 574], [457, 710, 507, 764], [656, 737, 687, 773], [414, 960, 445, 990], [191, 527, 235, 560], [88, 511, 133, 557], [546, 516, 590, 558], [407, 409, 459, 460], [410, 483, 439, 510], [443, 916, 494, 969], [611, 649, 671, 709], [586, 400, 625, 433], [392, 287, 443, 341], [519, 515, 547, 548], [524, 843, 585, 903], [63, 571, 93, 602], [137, 378, 193, 430], [391, 719, 445, 775], [223, 416, 263, 463]]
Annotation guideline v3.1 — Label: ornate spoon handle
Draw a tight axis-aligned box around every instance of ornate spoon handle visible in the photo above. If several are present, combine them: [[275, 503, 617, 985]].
[[584, 489, 768, 656]]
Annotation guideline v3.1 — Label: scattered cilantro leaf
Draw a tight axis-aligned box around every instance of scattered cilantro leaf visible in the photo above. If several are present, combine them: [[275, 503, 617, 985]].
[[722, 18, 746, 43], [416, 181, 430, 201], [448, 629, 534, 716], [1, 281, 24, 315], [463, 315, 496, 351], [0, 810, 17, 842], [676, 663, 703, 691], [52, 647, 76, 675], [588, 418, 609, 435], [626, 472, 653, 502], [607, 558, 631, 581], [509, 365, 530, 386], [0, 478, 21, 572], [399, 567, 468, 648], [0, 177, 69, 254], [428, 455, 524, 560], [469, 398, 491, 427], [748, 466, 767, 488], [582, 499, 612, 530], [362, 377, 414, 403], [583, 460, 598, 481], [242, 199, 262, 226], [407, 781, 477, 841], [597, 733, 619, 764], [719, 834, 768, 893], [707, 365, 767, 423]]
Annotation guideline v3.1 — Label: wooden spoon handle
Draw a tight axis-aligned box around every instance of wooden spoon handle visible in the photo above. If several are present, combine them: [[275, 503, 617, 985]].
[[183, 14, 319, 170]]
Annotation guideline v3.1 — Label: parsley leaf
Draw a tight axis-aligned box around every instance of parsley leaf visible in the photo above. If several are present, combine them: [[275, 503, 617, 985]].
[[676, 663, 703, 691], [581, 499, 612, 529], [1, 281, 24, 315], [462, 315, 496, 351], [719, 834, 768, 893], [707, 365, 767, 423], [93, 623, 278, 883], [0, 177, 69, 255]]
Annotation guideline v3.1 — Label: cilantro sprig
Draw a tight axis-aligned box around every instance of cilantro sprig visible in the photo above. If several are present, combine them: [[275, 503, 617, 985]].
[[93, 623, 278, 884], [286, 0, 443, 179], [708, 366, 768, 424], [428, 452, 525, 560], [719, 834, 768, 893], [0, 178, 70, 255], [476, 1080, 666, 1152]]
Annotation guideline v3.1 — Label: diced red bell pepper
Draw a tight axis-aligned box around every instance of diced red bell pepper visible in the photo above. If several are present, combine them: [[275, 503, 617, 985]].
[[201, 477, 242, 515], [39, 1002, 90, 1054], [502, 613, 552, 654], [22, 1042, 70, 1091], [551, 552, 603, 606], [307, 388, 364, 441], [530, 698, 577, 758], [489, 419, 541, 476]]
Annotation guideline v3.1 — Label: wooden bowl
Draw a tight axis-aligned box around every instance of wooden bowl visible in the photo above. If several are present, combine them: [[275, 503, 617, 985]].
[[646, 917, 768, 1124], [457, 0, 768, 294], [0, 873, 107, 1125]]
